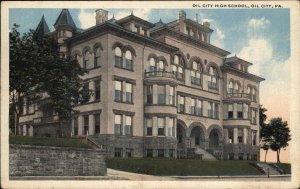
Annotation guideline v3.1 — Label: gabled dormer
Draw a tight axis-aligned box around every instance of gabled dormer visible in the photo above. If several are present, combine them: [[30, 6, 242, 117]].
[[116, 12, 154, 36], [225, 55, 253, 73]]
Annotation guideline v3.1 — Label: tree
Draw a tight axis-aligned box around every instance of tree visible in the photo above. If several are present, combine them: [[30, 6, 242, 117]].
[[268, 118, 291, 163], [259, 105, 269, 161], [10, 25, 90, 137]]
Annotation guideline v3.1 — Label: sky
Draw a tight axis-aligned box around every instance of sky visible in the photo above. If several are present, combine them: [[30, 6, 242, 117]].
[[9, 8, 291, 162]]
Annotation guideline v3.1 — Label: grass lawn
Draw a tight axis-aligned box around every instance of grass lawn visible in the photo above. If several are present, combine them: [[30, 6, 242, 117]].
[[276, 163, 291, 174], [9, 135, 91, 148], [106, 158, 264, 176]]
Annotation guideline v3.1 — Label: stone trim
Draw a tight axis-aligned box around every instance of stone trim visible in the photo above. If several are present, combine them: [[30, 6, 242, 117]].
[[178, 84, 219, 95], [221, 65, 265, 82], [112, 75, 136, 85], [143, 79, 178, 86], [144, 113, 177, 118], [83, 75, 102, 82], [80, 109, 102, 115], [223, 125, 251, 129], [113, 109, 135, 116], [177, 91, 220, 103]]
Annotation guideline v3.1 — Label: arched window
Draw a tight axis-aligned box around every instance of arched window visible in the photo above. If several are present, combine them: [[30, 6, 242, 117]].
[[157, 60, 164, 71], [228, 81, 234, 93], [172, 55, 184, 80], [234, 82, 240, 93], [83, 51, 90, 69], [147, 57, 156, 72], [208, 67, 218, 90], [125, 50, 133, 70], [252, 88, 256, 101], [114, 47, 122, 68], [191, 61, 201, 86], [94, 47, 101, 68]]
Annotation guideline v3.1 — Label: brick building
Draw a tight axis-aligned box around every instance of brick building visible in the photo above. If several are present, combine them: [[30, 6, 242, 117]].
[[19, 9, 264, 160]]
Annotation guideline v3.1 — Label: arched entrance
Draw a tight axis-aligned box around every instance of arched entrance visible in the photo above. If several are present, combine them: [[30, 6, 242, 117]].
[[209, 129, 219, 147], [190, 126, 205, 148]]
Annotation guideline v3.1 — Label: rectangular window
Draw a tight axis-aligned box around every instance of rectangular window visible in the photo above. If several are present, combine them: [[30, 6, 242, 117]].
[[252, 131, 257, 146], [169, 86, 174, 105], [228, 104, 233, 119], [244, 104, 249, 119], [94, 80, 101, 101], [251, 109, 257, 124], [157, 85, 165, 104], [146, 85, 153, 104], [146, 149, 153, 157], [125, 116, 132, 136], [74, 117, 78, 136], [168, 118, 174, 136], [189, 98, 196, 115], [114, 81, 122, 102], [114, 114, 122, 135], [114, 148, 122, 157], [238, 128, 243, 143], [228, 129, 234, 143], [196, 99, 202, 116], [158, 149, 164, 157], [178, 95, 185, 113], [115, 57, 122, 68], [146, 118, 153, 136], [94, 114, 100, 134], [157, 117, 165, 136], [125, 83, 133, 103], [237, 104, 243, 118], [82, 83, 90, 103], [83, 115, 89, 135], [94, 49, 101, 68], [125, 148, 133, 157]]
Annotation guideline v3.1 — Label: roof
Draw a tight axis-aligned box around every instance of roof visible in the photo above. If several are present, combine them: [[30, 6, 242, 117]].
[[225, 56, 253, 66], [33, 15, 50, 42], [116, 14, 154, 28], [221, 64, 265, 82], [53, 9, 76, 29], [149, 19, 166, 32]]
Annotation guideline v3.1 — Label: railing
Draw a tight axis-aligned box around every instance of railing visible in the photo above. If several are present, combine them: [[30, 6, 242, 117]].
[[144, 71, 176, 79], [227, 92, 251, 99]]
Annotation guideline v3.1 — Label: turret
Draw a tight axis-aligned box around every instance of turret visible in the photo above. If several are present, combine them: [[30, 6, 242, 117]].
[[33, 15, 50, 43]]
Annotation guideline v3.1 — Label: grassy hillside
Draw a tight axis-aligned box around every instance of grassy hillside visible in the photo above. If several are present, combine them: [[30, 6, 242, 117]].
[[106, 158, 265, 176]]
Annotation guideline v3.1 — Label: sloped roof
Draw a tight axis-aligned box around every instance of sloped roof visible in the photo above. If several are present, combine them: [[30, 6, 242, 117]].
[[33, 15, 50, 42], [53, 9, 76, 29], [225, 55, 253, 66], [116, 14, 154, 27]]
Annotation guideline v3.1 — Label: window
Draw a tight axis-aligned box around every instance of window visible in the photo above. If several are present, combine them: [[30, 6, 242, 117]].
[[237, 104, 243, 118], [208, 102, 218, 119], [157, 85, 165, 104], [178, 95, 185, 113], [146, 118, 153, 136], [191, 61, 201, 85], [238, 128, 243, 143], [168, 118, 174, 136], [238, 153, 244, 160], [114, 148, 122, 157], [169, 86, 174, 105], [147, 57, 156, 72], [189, 98, 196, 115], [172, 55, 184, 80], [125, 116, 132, 136], [158, 149, 164, 157], [94, 114, 100, 134], [81, 82, 90, 103], [196, 99, 202, 116], [251, 109, 257, 124], [94, 47, 101, 68], [146, 85, 153, 104], [169, 149, 174, 158], [146, 149, 153, 157], [74, 117, 78, 136], [94, 80, 101, 101], [244, 104, 249, 119], [157, 60, 164, 71], [83, 115, 89, 135], [157, 117, 165, 136], [228, 104, 233, 119], [252, 88, 256, 102], [208, 67, 218, 90], [124, 50, 133, 70], [114, 47, 122, 68], [83, 51, 90, 69], [228, 81, 234, 93], [228, 129, 234, 143], [234, 83, 240, 94], [252, 131, 257, 145], [114, 114, 122, 135], [125, 83, 133, 103], [229, 153, 234, 160], [114, 81, 122, 102], [125, 148, 133, 157]]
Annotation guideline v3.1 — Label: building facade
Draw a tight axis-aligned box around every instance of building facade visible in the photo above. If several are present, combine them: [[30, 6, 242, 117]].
[[19, 9, 264, 160]]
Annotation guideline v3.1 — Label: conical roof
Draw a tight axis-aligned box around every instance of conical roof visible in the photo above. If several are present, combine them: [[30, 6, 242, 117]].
[[33, 15, 50, 42], [54, 9, 76, 29]]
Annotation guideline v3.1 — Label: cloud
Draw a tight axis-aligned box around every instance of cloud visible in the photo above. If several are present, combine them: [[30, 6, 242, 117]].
[[248, 17, 270, 29], [78, 9, 95, 29]]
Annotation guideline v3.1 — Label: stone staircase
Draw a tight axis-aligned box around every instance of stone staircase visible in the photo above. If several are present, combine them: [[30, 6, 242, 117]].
[[195, 147, 217, 160], [255, 163, 281, 175]]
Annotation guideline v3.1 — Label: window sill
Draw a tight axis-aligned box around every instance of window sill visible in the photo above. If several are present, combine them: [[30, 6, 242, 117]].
[[115, 66, 134, 72], [145, 104, 176, 107], [114, 100, 134, 105]]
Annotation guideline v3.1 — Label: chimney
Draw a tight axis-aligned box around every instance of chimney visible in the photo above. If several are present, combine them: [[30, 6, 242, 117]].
[[178, 10, 186, 21], [95, 9, 108, 25]]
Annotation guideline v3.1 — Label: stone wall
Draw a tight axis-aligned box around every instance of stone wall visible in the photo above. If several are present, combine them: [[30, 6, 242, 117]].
[[9, 144, 107, 176]]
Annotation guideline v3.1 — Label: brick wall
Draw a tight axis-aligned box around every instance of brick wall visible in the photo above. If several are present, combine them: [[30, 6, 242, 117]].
[[9, 145, 107, 176]]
